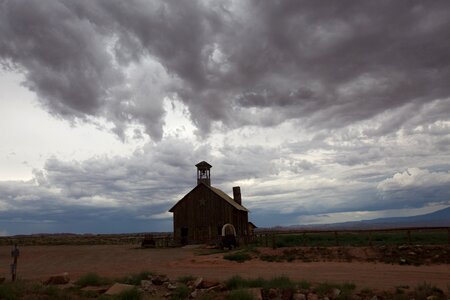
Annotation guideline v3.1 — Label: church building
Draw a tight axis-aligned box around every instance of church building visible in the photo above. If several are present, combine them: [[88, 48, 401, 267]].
[[169, 161, 249, 245]]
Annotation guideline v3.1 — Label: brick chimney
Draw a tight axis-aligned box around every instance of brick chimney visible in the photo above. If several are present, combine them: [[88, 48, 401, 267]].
[[233, 186, 241, 205]]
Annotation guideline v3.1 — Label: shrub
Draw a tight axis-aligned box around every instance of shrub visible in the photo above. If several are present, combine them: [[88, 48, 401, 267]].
[[266, 276, 296, 290], [177, 275, 195, 284], [171, 284, 190, 300], [75, 272, 111, 287], [414, 282, 444, 300], [227, 289, 256, 300], [117, 271, 153, 285], [223, 252, 252, 263], [115, 287, 141, 300]]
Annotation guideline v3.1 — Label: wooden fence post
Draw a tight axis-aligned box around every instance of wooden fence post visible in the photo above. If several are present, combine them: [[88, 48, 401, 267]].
[[334, 231, 339, 246], [272, 234, 276, 249], [407, 230, 412, 244], [368, 231, 372, 247], [447, 227, 450, 245]]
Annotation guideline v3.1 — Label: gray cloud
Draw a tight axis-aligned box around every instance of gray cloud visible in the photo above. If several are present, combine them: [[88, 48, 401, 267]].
[[1, 1, 450, 139], [1, 0, 450, 233]]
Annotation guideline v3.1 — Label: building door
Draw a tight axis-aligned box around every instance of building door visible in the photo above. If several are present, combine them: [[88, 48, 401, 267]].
[[181, 227, 188, 245]]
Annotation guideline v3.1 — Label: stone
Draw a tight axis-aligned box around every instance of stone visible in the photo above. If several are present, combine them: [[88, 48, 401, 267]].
[[307, 292, 319, 300], [164, 292, 172, 297], [167, 283, 178, 290], [293, 293, 306, 300], [247, 288, 263, 300], [80, 286, 109, 294], [370, 296, 378, 300], [330, 288, 341, 299], [152, 275, 168, 285], [0, 277, 5, 284], [199, 280, 219, 289], [282, 288, 294, 300], [44, 272, 70, 285], [192, 277, 203, 289], [268, 288, 278, 299], [426, 296, 439, 300], [190, 289, 198, 298], [104, 283, 135, 295]]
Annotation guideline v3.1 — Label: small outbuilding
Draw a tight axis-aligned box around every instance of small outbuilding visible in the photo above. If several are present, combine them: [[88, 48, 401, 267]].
[[169, 161, 249, 245]]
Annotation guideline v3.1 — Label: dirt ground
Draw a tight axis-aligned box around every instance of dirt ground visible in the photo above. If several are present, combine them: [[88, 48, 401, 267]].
[[0, 245, 449, 291]]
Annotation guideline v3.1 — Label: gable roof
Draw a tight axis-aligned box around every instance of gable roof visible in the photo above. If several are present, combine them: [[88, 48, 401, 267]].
[[169, 183, 249, 212]]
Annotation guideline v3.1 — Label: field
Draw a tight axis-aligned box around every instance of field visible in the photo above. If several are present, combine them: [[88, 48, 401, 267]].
[[0, 230, 449, 299]]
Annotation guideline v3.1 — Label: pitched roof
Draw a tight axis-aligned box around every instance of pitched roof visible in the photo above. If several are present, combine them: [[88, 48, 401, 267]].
[[169, 183, 249, 212], [195, 161, 212, 169]]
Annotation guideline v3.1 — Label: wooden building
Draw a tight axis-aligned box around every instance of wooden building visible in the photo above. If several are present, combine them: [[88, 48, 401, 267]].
[[169, 161, 249, 245]]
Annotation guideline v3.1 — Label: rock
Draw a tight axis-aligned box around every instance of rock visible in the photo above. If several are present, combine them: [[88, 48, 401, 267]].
[[293, 293, 306, 300], [399, 258, 407, 264], [247, 288, 263, 300], [140, 280, 156, 293], [268, 288, 278, 298], [80, 286, 109, 294], [408, 252, 416, 256], [44, 272, 70, 285], [307, 292, 319, 300], [193, 277, 203, 289], [426, 296, 439, 300], [370, 296, 378, 300], [164, 292, 172, 297], [152, 275, 168, 285], [104, 283, 135, 295], [330, 288, 341, 299], [199, 280, 219, 289], [190, 289, 198, 298], [0, 277, 5, 284], [398, 245, 408, 250], [282, 288, 294, 300], [167, 283, 178, 290]]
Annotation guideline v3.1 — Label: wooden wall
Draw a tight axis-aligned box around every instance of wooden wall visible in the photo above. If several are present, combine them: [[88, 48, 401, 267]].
[[172, 185, 248, 244]]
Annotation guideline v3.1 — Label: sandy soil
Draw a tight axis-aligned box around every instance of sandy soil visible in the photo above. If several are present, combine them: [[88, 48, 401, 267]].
[[0, 245, 449, 290]]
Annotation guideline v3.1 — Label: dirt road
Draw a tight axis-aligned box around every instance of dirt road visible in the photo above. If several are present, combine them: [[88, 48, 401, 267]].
[[0, 245, 448, 290]]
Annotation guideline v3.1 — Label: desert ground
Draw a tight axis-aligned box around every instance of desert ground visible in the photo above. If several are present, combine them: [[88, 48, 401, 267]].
[[0, 245, 449, 291]]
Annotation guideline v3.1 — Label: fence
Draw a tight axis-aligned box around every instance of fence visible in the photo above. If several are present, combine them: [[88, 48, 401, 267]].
[[251, 227, 450, 248]]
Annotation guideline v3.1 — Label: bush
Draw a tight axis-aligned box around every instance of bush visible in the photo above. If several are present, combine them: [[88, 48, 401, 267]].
[[227, 289, 256, 300], [171, 284, 190, 300], [117, 271, 153, 285], [177, 275, 195, 284], [115, 287, 141, 300], [75, 272, 111, 287], [223, 252, 252, 263]]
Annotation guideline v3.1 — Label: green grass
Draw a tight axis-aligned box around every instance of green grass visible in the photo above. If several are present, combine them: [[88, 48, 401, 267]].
[[227, 289, 256, 300], [170, 284, 190, 300], [262, 230, 449, 248], [413, 282, 445, 300], [0, 281, 26, 300], [75, 272, 112, 287], [176, 275, 195, 284], [223, 252, 252, 263], [117, 271, 153, 285], [314, 282, 356, 300], [225, 275, 310, 291]]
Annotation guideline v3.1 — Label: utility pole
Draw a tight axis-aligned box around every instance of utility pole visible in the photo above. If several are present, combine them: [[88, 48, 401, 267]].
[[10, 244, 19, 281]]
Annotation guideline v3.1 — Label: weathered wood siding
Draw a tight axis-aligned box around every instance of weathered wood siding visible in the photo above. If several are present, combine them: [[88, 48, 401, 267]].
[[172, 185, 248, 244]]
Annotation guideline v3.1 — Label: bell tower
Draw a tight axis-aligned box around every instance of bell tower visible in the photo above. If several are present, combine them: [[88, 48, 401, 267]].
[[196, 161, 212, 186]]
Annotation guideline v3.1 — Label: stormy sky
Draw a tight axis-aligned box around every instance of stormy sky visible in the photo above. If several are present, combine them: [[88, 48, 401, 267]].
[[1, 0, 450, 235]]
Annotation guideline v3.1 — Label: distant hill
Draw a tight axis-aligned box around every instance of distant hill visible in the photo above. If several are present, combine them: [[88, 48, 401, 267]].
[[281, 206, 450, 231]]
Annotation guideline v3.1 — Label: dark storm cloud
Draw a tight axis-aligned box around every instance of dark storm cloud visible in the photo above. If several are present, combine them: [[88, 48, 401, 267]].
[[1, 0, 450, 139]]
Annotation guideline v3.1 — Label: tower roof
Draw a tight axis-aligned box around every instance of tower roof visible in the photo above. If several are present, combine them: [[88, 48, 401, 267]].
[[195, 161, 212, 169]]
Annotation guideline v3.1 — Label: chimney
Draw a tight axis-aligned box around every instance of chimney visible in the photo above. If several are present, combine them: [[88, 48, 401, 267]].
[[233, 186, 241, 205]]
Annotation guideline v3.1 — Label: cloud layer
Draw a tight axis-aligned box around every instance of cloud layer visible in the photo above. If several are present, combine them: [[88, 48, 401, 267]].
[[2, 0, 450, 140], [1, 0, 450, 234]]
